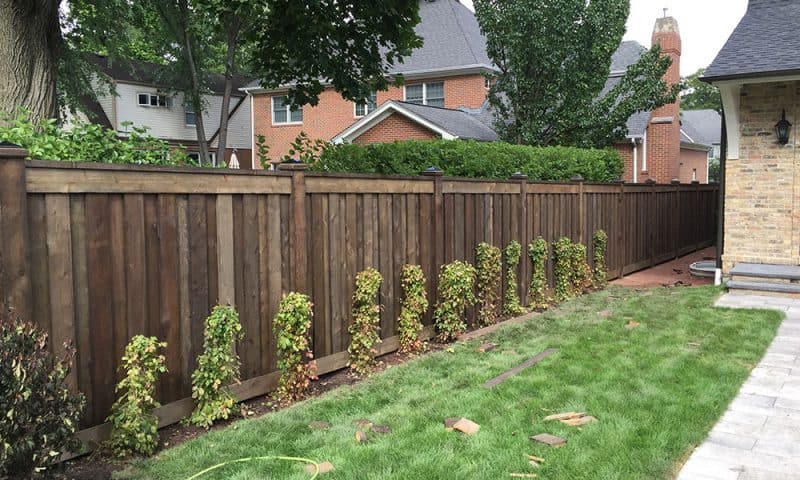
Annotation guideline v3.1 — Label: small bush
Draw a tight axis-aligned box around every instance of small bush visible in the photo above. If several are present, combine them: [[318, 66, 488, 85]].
[[571, 242, 593, 294], [312, 139, 623, 182], [0, 313, 85, 477], [527, 237, 551, 310], [348, 268, 383, 376], [398, 265, 429, 354], [593, 230, 609, 287], [273, 293, 317, 405], [189, 305, 245, 428], [433, 261, 477, 342], [107, 335, 167, 457], [475, 243, 502, 325], [553, 237, 574, 302], [503, 241, 526, 316]]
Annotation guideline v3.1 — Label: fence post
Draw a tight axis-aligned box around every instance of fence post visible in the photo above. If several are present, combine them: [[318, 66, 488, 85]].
[[0, 146, 32, 320], [421, 167, 444, 297], [571, 175, 585, 245], [645, 178, 657, 267], [278, 162, 309, 293], [511, 172, 528, 303], [616, 179, 626, 278], [672, 179, 681, 259], [693, 180, 701, 249]]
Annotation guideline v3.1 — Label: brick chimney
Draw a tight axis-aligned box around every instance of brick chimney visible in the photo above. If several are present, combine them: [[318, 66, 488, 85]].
[[644, 16, 682, 183]]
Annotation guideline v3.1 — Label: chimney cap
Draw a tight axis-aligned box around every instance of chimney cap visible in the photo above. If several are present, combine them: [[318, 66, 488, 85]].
[[653, 16, 680, 35]]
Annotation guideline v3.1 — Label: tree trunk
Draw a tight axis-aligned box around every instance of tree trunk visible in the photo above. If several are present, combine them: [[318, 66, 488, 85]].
[[177, 0, 210, 166], [0, 0, 61, 123], [216, 14, 241, 166]]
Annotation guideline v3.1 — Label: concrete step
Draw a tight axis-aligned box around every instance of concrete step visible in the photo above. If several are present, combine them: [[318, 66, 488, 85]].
[[727, 280, 800, 294], [730, 263, 800, 281]]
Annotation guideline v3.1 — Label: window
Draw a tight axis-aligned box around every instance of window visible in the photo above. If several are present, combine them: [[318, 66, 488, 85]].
[[272, 96, 303, 124], [187, 151, 217, 166], [404, 82, 444, 107], [355, 92, 378, 117], [137, 93, 171, 108], [185, 100, 196, 126]]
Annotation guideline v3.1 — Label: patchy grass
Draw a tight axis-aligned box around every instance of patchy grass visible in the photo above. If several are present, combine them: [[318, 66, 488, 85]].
[[117, 286, 782, 480]]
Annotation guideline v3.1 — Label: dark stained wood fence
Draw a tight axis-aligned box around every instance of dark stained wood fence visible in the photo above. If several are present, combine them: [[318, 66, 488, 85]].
[[0, 151, 718, 447]]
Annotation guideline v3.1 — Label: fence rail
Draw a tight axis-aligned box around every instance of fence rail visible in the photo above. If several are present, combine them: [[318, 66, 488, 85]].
[[0, 151, 718, 446]]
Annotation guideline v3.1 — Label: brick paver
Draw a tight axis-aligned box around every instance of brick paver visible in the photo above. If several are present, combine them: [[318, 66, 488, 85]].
[[677, 293, 800, 480]]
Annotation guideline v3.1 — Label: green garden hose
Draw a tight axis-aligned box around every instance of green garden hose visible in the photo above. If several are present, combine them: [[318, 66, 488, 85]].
[[184, 455, 320, 480]]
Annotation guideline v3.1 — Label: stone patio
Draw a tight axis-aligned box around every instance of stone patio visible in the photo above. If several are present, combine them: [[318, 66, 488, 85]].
[[677, 293, 800, 480]]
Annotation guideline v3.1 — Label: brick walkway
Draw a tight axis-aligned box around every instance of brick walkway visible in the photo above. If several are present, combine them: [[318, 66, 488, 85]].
[[677, 293, 800, 480]]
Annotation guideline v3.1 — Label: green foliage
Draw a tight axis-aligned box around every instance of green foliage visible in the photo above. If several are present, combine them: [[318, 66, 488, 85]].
[[553, 237, 575, 302], [571, 242, 593, 294], [313, 140, 623, 182], [474, 0, 678, 148], [593, 230, 609, 287], [256, 135, 272, 169], [475, 243, 502, 325], [527, 237, 551, 310], [681, 68, 722, 113], [708, 157, 720, 184], [189, 305, 245, 428], [0, 313, 85, 477], [348, 268, 383, 376], [398, 265, 429, 354], [433, 261, 477, 342], [281, 131, 328, 164], [503, 241, 526, 316], [273, 293, 317, 405], [107, 336, 167, 457], [0, 111, 189, 165]]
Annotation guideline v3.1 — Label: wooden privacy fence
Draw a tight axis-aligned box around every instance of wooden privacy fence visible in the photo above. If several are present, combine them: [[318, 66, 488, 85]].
[[0, 149, 718, 444]]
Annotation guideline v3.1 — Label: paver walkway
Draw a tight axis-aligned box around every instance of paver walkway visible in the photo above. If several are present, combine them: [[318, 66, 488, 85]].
[[677, 293, 800, 480]]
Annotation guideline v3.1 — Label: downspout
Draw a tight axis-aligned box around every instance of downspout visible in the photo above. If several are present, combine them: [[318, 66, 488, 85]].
[[631, 137, 638, 183], [249, 92, 256, 169], [642, 129, 648, 174]]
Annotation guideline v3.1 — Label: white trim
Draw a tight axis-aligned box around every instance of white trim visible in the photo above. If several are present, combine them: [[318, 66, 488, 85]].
[[249, 93, 256, 170], [332, 101, 456, 143], [712, 74, 800, 87], [642, 129, 648, 172], [718, 84, 741, 160], [631, 137, 638, 184], [271, 96, 303, 125]]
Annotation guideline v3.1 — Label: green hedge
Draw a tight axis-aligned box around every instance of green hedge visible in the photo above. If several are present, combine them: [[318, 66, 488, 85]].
[[312, 140, 623, 182]]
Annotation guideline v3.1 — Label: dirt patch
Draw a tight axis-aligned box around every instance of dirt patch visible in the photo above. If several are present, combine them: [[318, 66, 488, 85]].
[[611, 247, 716, 289]]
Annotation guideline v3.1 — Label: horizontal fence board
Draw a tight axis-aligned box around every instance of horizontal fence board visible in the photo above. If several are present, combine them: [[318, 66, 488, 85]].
[[0, 161, 718, 455]]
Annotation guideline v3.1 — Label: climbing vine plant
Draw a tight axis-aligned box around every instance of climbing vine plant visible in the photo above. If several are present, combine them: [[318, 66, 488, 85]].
[[553, 237, 574, 302], [593, 230, 609, 287], [475, 242, 502, 325], [503, 241, 526, 316], [433, 260, 476, 342], [571, 242, 593, 294], [189, 305, 245, 428], [273, 293, 317, 405], [527, 237, 551, 310], [347, 268, 383, 376], [398, 264, 429, 354], [107, 335, 167, 457]]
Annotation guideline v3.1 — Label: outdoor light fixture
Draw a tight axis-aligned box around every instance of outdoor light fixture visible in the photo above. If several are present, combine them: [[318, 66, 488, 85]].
[[776, 109, 792, 145]]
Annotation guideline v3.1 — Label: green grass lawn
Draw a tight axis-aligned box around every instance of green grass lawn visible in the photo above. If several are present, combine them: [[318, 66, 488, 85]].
[[117, 286, 782, 480]]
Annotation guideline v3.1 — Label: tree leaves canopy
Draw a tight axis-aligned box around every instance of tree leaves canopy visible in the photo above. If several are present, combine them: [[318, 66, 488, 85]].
[[681, 68, 721, 113]]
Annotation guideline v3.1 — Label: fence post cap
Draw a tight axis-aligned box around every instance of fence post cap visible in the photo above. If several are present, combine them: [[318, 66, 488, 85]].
[[510, 171, 528, 180], [570, 174, 585, 182], [671, 179, 681, 185], [614, 178, 625, 184], [691, 180, 700, 185], [276, 161, 308, 172], [0, 143, 28, 159], [645, 178, 657, 185], [420, 166, 443, 177]]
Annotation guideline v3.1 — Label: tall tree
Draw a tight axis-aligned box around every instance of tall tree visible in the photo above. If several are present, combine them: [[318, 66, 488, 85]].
[[474, 0, 677, 148], [681, 68, 721, 112]]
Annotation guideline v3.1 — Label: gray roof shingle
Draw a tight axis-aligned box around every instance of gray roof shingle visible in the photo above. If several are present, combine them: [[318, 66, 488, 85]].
[[396, 101, 500, 141], [681, 109, 722, 147], [704, 1, 800, 81]]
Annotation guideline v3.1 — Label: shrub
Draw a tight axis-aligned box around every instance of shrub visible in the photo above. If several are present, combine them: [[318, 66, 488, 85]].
[[593, 230, 609, 287], [107, 335, 167, 457], [0, 110, 189, 165], [571, 242, 593, 294], [348, 268, 383, 376], [503, 241, 526, 316], [527, 237, 551, 310], [273, 293, 317, 405], [0, 313, 85, 477], [433, 261, 476, 342], [398, 265, 429, 354], [312, 139, 623, 182], [189, 305, 245, 428], [475, 243, 502, 325], [281, 131, 327, 164], [553, 237, 574, 302]]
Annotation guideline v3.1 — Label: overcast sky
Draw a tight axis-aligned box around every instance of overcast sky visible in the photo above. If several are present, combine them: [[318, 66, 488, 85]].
[[460, 0, 748, 76]]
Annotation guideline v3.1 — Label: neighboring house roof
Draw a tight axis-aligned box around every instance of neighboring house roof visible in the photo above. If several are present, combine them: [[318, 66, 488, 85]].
[[90, 54, 251, 96], [332, 100, 500, 143], [704, 1, 800, 82], [680, 110, 722, 148]]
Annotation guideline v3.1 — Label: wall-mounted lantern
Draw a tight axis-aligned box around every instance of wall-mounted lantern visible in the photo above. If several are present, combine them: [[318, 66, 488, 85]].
[[776, 109, 792, 145]]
